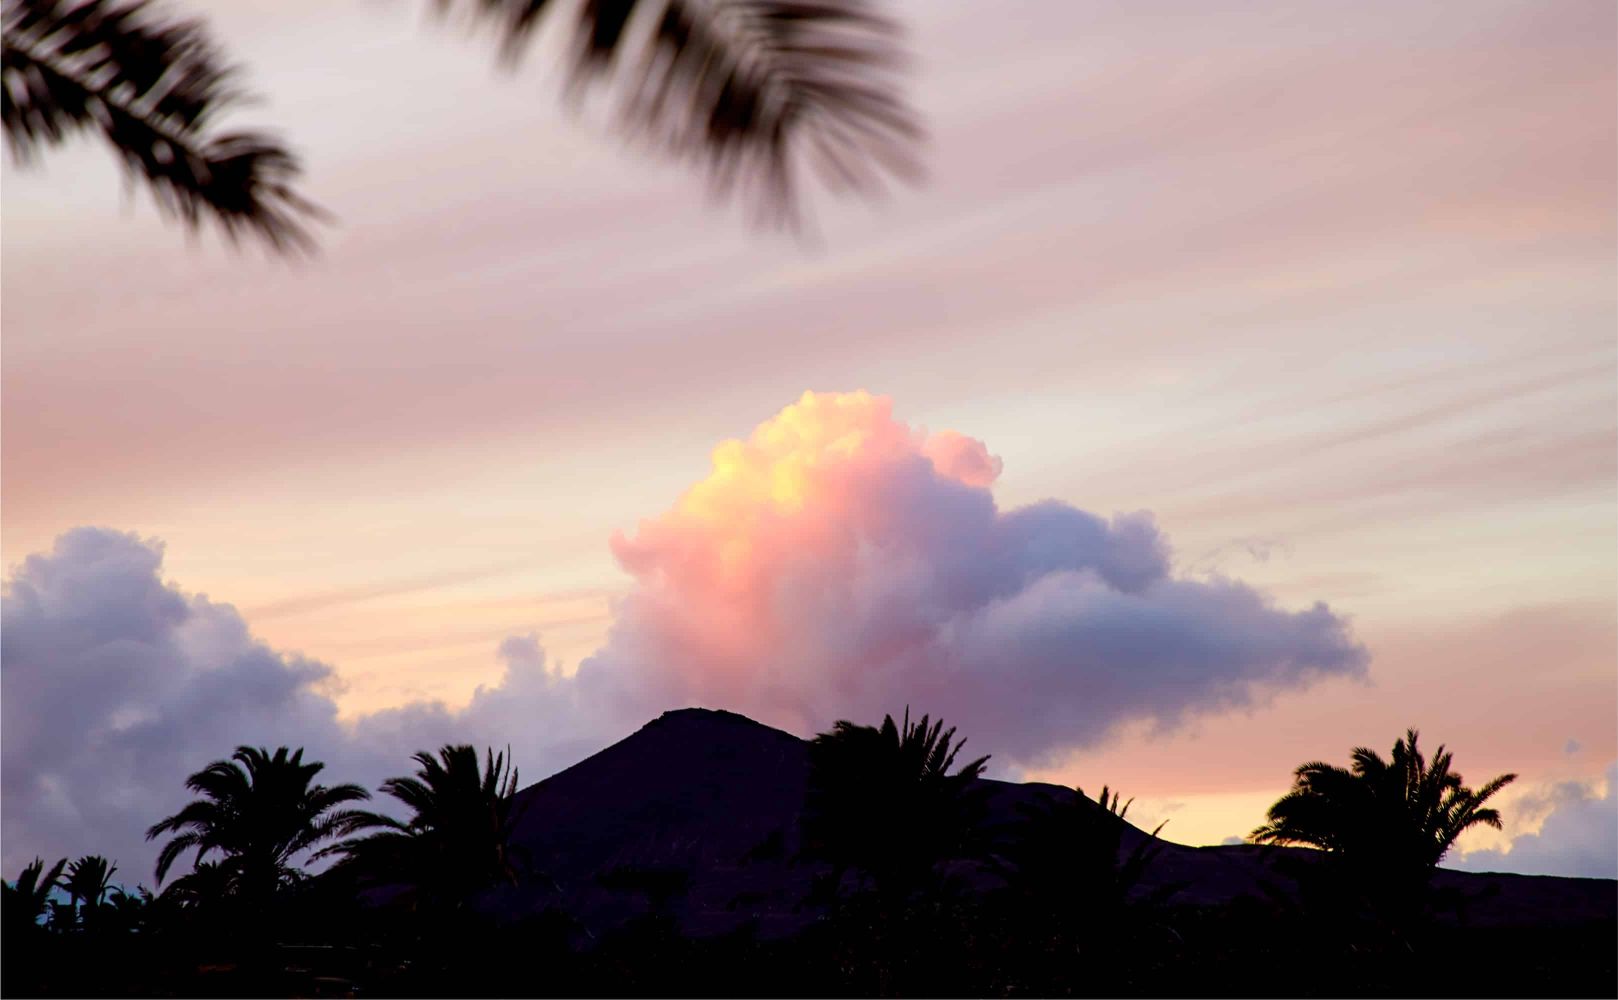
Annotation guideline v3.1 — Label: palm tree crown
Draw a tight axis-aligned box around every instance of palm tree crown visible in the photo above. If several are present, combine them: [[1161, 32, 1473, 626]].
[[1251, 728, 1516, 876], [60, 855, 117, 928], [802, 709, 990, 892], [2, 857, 68, 933], [321, 744, 526, 913], [145, 745, 371, 899]]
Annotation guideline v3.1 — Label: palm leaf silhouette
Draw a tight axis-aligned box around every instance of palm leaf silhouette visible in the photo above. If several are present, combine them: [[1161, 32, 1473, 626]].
[[429, 0, 921, 227], [322, 744, 530, 914], [145, 745, 371, 903], [802, 707, 990, 895], [1251, 728, 1517, 931], [1252, 729, 1516, 870], [996, 783, 1177, 933], [3, 857, 69, 930], [2, 0, 321, 251]]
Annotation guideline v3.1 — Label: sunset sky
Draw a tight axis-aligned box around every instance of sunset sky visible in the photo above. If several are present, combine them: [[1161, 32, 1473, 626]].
[[3, 0, 1614, 880]]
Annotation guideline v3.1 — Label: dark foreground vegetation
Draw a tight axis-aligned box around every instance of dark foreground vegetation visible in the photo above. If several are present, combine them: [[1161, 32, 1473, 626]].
[[5, 712, 1614, 998]]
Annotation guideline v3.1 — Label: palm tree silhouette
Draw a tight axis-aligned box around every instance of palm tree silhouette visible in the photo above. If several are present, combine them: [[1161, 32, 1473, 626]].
[[321, 745, 526, 915], [61, 855, 117, 929], [998, 785, 1173, 932], [102, 884, 153, 933], [145, 745, 372, 909], [2, 857, 68, 934], [989, 787, 1179, 993], [155, 859, 232, 912], [1251, 728, 1516, 922], [801, 709, 990, 896], [1252, 729, 1516, 869], [4, 0, 919, 249]]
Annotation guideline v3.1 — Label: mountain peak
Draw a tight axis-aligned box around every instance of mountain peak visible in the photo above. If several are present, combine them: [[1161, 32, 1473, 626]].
[[646, 706, 797, 732]]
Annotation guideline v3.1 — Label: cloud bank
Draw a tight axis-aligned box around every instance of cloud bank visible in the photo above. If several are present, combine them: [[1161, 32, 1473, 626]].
[[1453, 765, 1618, 879], [0, 531, 595, 880], [1, 529, 355, 878], [3, 391, 1367, 880]]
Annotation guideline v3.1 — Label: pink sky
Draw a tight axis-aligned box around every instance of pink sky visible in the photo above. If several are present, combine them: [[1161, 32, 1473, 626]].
[[3, 1, 1614, 860]]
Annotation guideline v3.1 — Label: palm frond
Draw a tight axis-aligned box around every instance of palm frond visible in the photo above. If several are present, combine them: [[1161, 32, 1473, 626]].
[[9, 857, 69, 918], [151, 831, 202, 884], [63, 856, 117, 906], [429, 0, 920, 228], [1, 0, 321, 251], [144, 798, 223, 840], [1470, 772, 1517, 805]]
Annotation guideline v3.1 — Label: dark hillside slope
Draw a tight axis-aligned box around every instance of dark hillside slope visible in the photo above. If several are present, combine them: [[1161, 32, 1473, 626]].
[[488, 708, 1616, 939], [496, 708, 816, 936]]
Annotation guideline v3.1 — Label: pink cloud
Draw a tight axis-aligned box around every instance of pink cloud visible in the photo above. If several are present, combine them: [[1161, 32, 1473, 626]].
[[922, 430, 1003, 488], [581, 390, 1366, 764]]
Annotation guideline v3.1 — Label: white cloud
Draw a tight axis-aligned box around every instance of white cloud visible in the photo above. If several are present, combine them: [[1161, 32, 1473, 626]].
[[1451, 764, 1618, 878]]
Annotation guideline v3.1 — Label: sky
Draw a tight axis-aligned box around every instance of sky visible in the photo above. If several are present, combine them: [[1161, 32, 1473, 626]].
[[2, 0, 1615, 882]]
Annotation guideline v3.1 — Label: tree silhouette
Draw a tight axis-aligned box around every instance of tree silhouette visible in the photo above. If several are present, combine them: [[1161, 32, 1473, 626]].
[[801, 709, 990, 896], [61, 855, 117, 929], [1251, 728, 1516, 923], [2, 857, 68, 934], [322, 745, 526, 916], [2, 0, 321, 251], [997, 785, 1173, 933], [987, 786, 1180, 994], [145, 745, 372, 909], [154, 859, 232, 914], [1252, 729, 1516, 869], [101, 884, 153, 933]]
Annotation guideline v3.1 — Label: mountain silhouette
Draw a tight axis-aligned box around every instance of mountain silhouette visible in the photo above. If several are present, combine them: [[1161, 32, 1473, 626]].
[[483, 708, 1615, 938]]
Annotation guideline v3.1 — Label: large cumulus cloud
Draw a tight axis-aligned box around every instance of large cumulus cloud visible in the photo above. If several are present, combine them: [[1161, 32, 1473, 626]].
[[3, 391, 1368, 880], [578, 390, 1367, 764]]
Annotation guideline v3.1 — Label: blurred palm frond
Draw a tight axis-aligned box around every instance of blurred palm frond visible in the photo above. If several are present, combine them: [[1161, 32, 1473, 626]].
[[1, 0, 321, 252], [432, 0, 923, 227]]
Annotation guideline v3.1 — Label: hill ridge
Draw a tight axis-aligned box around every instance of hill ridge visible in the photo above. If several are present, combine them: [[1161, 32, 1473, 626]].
[[488, 708, 1616, 937]]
